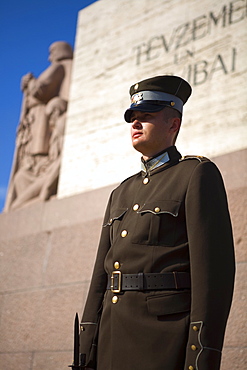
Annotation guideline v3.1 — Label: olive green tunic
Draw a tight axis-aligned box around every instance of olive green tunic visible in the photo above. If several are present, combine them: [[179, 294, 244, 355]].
[[80, 146, 235, 370]]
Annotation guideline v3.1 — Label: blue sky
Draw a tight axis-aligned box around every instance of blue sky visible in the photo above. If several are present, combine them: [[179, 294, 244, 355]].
[[0, 0, 98, 212]]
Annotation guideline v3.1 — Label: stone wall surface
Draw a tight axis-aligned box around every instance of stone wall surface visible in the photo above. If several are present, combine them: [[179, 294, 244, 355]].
[[0, 149, 246, 369], [0, 184, 114, 370], [58, 0, 247, 198]]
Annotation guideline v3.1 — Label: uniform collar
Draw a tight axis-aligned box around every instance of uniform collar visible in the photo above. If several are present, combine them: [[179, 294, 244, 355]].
[[141, 146, 181, 175], [141, 151, 170, 173]]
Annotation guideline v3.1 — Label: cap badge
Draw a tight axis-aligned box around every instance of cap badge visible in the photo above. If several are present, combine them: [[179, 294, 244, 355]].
[[131, 93, 143, 104], [134, 83, 139, 90], [170, 101, 175, 106]]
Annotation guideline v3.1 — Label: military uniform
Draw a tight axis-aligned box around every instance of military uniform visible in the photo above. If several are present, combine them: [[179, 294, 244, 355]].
[[79, 77, 235, 370]]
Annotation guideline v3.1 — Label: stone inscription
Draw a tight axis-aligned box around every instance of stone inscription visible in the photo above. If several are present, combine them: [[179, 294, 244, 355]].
[[133, 0, 246, 85]]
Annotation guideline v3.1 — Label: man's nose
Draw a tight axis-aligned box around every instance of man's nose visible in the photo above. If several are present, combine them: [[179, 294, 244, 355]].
[[131, 119, 142, 129]]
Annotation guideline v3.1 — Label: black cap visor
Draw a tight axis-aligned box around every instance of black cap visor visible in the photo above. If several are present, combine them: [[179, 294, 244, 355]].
[[124, 101, 170, 123]]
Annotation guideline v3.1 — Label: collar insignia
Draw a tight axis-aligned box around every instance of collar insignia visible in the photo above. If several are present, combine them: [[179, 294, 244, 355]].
[[141, 152, 170, 173]]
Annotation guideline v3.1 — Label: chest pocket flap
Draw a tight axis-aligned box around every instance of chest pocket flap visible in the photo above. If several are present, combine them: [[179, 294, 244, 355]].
[[132, 200, 182, 246], [103, 208, 128, 227], [137, 200, 181, 216]]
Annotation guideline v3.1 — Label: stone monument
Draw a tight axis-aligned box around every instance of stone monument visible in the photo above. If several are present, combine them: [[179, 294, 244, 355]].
[[4, 41, 73, 211], [0, 1, 246, 369], [58, 0, 247, 198]]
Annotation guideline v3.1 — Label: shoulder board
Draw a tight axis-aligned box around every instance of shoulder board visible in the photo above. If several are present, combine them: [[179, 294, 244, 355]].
[[179, 155, 210, 163]]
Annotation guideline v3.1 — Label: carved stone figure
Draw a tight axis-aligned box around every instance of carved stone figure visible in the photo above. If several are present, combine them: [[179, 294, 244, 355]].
[[4, 41, 73, 211]]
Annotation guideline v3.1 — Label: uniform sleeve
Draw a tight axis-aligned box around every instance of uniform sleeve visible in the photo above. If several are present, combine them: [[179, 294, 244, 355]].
[[184, 161, 235, 370], [79, 192, 113, 368]]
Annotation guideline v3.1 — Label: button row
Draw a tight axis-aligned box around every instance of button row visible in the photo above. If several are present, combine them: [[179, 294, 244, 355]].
[[187, 325, 199, 369]]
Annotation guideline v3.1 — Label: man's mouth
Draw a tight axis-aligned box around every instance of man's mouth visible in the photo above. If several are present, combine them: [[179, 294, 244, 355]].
[[132, 132, 142, 139]]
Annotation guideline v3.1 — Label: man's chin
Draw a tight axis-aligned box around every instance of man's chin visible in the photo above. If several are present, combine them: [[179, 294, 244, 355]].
[[132, 142, 147, 156]]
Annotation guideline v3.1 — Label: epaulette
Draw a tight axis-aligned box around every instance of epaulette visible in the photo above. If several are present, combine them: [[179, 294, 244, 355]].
[[179, 155, 210, 163]]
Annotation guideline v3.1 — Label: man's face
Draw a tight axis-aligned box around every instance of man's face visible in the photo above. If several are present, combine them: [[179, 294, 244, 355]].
[[130, 109, 179, 159]]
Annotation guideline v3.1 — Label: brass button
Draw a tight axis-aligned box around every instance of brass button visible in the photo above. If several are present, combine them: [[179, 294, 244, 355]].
[[109, 218, 113, 224], [133, 204, 139, 211], [188, 366, 194, 370], [193, 325, 199, 331], [154, 207, 160, 213], [143, 178, 149, 185], [191, 345, 197, 351], [80, 325, 85, 331], [112, 296, 118, 304], [121, 230, 128, 238], [114, 261, 120, 269]]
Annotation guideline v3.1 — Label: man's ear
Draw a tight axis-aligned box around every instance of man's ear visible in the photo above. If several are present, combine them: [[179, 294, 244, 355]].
[[169, 117, 181, 134]]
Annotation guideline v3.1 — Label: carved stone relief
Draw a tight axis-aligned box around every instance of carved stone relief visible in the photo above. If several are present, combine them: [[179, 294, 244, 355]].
[[4, 41, 73, 211]]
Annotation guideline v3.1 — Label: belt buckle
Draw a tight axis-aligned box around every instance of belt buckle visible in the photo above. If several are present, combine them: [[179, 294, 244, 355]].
[[111, 271, 122, 293]]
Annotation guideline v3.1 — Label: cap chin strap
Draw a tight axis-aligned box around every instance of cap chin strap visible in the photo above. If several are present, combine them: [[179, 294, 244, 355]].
[[130, 100, 173, 108]]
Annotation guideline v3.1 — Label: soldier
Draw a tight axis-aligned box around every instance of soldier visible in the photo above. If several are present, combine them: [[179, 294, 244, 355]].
[[79, 75, 235, 370]]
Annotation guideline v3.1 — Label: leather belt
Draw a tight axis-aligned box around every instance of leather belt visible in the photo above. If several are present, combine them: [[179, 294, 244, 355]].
[[107, 271, 191, 293]]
